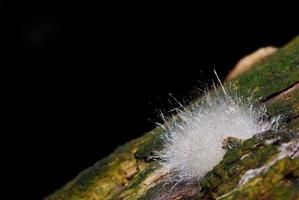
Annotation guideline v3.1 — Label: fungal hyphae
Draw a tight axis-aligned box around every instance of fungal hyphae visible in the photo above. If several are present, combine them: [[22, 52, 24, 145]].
[[156, 75, 280, 184]]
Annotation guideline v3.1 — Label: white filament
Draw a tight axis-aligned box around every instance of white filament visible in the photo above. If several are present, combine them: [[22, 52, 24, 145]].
[[157, 89, 279, 183]]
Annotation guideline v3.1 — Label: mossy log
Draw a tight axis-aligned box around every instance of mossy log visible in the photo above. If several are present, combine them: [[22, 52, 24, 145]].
[[46, 36, 299, 200]]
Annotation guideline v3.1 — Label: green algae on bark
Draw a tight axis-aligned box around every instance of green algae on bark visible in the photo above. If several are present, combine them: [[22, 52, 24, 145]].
[[46, 36, 299, 200], [265, 83, 299, 120], [228, 36, 299, 101], [46, 131, 160, 200], [197, 131, 299, 200]]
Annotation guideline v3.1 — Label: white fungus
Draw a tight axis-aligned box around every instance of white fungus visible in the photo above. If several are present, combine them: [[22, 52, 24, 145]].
[[157, 85, 279, 183]]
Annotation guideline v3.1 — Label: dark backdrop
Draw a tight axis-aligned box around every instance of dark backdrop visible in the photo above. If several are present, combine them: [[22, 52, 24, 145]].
[[2, 1, 298, 199]]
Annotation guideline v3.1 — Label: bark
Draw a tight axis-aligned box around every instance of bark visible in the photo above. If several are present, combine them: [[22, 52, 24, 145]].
[[46, 36, 299, 200]]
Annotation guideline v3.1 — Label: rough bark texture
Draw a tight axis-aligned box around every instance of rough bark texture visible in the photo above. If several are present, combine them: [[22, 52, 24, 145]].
[[46, 36, 299, 200]]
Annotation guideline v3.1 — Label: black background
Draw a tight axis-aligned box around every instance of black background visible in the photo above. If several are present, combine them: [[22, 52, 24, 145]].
[[2, 1, 299, 199]]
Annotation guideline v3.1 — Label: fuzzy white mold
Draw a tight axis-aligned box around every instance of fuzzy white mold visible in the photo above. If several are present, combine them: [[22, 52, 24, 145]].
[[157, 85, 279, 183]]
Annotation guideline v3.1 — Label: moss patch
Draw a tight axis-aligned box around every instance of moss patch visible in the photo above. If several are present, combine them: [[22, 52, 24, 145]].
[[46, 36, 299, 200], [228, 36, 299, 101], [198, 131, 299, 199]]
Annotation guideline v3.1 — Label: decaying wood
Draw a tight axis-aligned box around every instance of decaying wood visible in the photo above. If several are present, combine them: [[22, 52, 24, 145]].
[[226, 46, 277, 81], [46, 36, 299, 200]]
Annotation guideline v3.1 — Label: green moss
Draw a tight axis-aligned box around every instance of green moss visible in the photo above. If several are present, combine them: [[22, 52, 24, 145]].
[[46, 129, 164, 200], [221, 158, 299, 200], [266, 85, 299, 120], [126, 164, 157, 190], [134, 127, 165, 160], [198, 131, 299, 199], [46, 36, 299, 200], [109, 163, 158, 200], [228, 36, 299, 101]]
